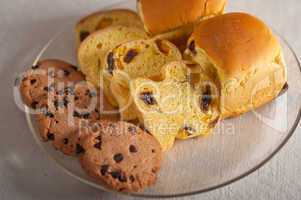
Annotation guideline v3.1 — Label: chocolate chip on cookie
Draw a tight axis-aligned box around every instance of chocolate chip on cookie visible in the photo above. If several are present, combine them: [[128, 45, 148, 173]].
[[129, 145, 137, 153], [34, 81, 101, 156], [19, 59, 84, 109], [79, 121, 162, 192], [76, 143, 86, 155]]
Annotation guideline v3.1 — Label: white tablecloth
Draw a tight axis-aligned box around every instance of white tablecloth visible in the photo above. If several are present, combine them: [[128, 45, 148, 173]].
[[0, 0, 300, 199]]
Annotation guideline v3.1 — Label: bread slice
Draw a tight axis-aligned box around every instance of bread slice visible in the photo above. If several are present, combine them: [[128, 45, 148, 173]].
[[78, 26, 147, 106], [103, 39, 182, 120], [130, 61, 220, 151], [75, 9, 144, 46]]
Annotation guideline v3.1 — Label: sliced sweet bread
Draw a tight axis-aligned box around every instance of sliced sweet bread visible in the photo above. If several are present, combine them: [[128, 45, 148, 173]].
[[103, 39, 182, 120], [130, 61, 220, 151], [75, 9, 144, 46], [77, 26, 147, 106]]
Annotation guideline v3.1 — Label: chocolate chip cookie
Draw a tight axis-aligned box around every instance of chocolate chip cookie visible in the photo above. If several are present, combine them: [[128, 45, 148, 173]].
[[35, 81, 101, 155], [19, 59, 84, 108], [79, 121, 162, 192]]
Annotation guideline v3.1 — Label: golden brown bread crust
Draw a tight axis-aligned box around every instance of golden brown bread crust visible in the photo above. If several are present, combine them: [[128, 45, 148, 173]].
[[75, 9, 143, 47], [78, 9, 140, 24], [185, 12, 287, 119], [191, 12, 281, 76], [77, 26, 147, 107], [137, 0, 227, 35]]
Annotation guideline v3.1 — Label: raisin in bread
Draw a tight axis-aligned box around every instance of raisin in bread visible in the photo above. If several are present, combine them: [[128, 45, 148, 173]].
[[130, 61, 220, 151], [103, 39, 182, 120], [78, 26, 147, 106], [75, 9, 144, 46], [184, 13, 287, 119]]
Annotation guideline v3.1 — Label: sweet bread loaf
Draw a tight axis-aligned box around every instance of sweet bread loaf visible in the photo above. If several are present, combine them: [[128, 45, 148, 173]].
[[77, 26, 147, 106], [103, 39, 182, 120], [185, 12, 287, 119], [137, 0, 226, 52], [137, 0, 227, 35], [130, 61, 220, 151], [75, 9, 144, 46]]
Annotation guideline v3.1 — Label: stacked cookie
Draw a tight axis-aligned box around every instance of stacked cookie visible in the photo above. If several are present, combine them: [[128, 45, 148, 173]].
[[18, 0, 288, 193], [18, 59, 162, 192]]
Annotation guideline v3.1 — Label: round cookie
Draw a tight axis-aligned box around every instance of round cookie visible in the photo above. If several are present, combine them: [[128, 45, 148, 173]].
[[19, 59, 84, 108], [79, 121, 162, 192], [103, 39, 182, 120], [35, 82, 102, 155], [75, 9, 144, 46], [77, 26, 147, 106]]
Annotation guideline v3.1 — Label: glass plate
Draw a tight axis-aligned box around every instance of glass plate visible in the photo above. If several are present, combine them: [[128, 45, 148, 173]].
[[22, 0, 301, 198]]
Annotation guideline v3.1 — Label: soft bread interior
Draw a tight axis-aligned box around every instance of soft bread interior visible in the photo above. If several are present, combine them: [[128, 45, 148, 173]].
[[103, 39, 182, 120], [77, 26, 147, 106], [185, 39, 287, 119], [184, 13, 287, 118], [130, 61, 220, 150]]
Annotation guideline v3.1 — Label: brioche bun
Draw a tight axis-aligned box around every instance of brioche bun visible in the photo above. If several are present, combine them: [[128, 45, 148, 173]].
[[185, 12, 287, 118], [137, 0, 227, 35]]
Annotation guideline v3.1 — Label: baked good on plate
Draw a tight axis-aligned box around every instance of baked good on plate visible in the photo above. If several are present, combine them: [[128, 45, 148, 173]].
[[137, 0, 227, 35], [19, 59, 84, 107], [137, 0, 227, 51], [34, 82, 102, 156], [75, 9, 144, 46], [78, 26, 147, 106], [79, 120, 162, 192], [103, 39, 182, 120], [18, 59, 118, 155], [130, 61, 220, 151], [185, 12, 287, 119]]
